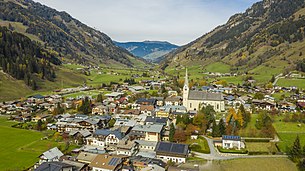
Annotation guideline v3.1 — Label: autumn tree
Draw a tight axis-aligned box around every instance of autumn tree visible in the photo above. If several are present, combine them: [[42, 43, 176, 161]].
[[173, 130, 187, 143]]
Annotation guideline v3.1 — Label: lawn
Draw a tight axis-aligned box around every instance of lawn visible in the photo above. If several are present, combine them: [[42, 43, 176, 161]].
[[277, 78, 305, 88], [203, 62, 231, 73], [219, 158, 297, 171], [0, 117, 66, 170], [187, 137, 210, 154], [273, 119, 305, 152], [246, 142, 278, 154], [239, 114, 262, 137]]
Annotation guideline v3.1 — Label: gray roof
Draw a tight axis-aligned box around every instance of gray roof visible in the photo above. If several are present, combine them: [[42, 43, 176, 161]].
[[35, 161, 73, 171], [76, 152, 98, 162], [40, 147, 64, 160], [155, 142, 188, 156], [94, 129, 124, 139], [188, 91, 224, 101], [132, 125, 163, 133]]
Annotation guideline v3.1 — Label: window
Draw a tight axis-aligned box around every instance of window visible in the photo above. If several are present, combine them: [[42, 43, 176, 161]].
[[190, 103, 192, 108], [217, 104, 219, 109]]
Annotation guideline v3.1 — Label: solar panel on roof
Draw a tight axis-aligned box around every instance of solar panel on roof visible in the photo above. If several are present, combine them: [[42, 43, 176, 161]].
[[108, 158, 119, 166], [158, 142, 172, 151], [171, 144, 186, 154]]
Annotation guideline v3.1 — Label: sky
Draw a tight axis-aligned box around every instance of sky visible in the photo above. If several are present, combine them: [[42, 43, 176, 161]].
[[33, 0, 260, 45]]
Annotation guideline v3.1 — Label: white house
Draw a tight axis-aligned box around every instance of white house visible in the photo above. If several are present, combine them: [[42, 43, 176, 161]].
[[222, 135, 244, 150], [155, 142, 189, 164]]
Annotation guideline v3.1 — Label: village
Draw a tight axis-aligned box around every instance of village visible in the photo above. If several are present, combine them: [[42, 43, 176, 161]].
[[1, 69, 305, 171]]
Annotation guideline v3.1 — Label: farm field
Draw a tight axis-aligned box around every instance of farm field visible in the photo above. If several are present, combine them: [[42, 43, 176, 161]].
[[203, 62, 231, 73], [0, 117, 66, 170]]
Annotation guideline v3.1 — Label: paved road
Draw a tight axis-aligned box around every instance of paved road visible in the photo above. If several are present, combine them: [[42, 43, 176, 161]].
[[193, 136, 287, 160]]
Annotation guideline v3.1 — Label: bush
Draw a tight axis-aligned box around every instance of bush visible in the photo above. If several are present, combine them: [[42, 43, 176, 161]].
[[217, 146, 248, 154], [244, 138, 271, 142]]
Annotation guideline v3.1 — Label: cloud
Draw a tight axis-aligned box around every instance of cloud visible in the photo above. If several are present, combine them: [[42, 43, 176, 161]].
[[33, 0, 259, 45]]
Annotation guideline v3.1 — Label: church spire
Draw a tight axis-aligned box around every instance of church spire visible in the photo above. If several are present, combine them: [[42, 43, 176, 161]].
[[184, 68, 188, 88]]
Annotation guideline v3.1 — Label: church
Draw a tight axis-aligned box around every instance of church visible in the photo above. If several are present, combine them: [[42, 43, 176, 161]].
[[183, 69, 225, 112]]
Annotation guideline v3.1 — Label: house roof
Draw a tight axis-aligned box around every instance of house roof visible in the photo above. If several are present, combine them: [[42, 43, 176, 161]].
[[35, 161, 73, 171], [40, 147, 64, 160], [188, 91, 224, 101], [62, 160, 86, 171], [140, 105, 155, 111], [132, 125, 163, 133], [89, 154, 126, 170], [136, 98, 156, 105], [222, 135, 241, 141], [94, 129, 124, 139], [76, 152, 98, 163], [122, 109, 141, 115], [155, 142, 188, 156], [145, 116, 167, 125]]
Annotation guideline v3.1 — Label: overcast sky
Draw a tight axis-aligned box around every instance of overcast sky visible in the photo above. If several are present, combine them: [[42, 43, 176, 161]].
[[33, 0, 260, 45]]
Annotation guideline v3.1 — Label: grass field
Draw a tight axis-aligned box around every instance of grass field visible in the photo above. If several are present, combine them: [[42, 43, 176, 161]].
[[0, 117, 68, 170], [239, 114, 262, 137], [277, 78, 305, 88], [187, 137, 210, 154], [203, 62, 231, 73], [181, 157, 297, 171], [273, 120, 305, 152], [246, 142, 278, 154], [218, 158, 297, 171]]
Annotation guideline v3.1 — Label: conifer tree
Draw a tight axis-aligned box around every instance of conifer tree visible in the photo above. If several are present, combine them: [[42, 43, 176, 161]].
[[289, 135, 302, 162]]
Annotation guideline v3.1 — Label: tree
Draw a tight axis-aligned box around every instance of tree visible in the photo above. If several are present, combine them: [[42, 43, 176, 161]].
[[218, 118, 226, 136], [185, 124, 199, 136], [253, 92, 264, 100], [299, 159, 305, 171], [169, 123, 175, 142], [270, 75, 275, 83], [289, 135, 302, 162], [173, 130, 187, 143], [36, 119, 42, 131], [212, 120, 220, 137], [96, 93, 103, 102], [108, 118, 116, 128], [78, 96, 92, 114]]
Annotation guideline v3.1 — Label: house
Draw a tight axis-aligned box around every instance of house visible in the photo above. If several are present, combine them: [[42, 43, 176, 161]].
[[165, 96, 182, 106], [92, 105, 109, 115], [140, 105, 155, 116], [136, 98, 156, 106], [155, 142, 189, 164], [155, 107, 171, 118], [76, 152, 98, 164], [135, 140, 157, 152], [35, 161, 74, 171], [222, 135, 244, 150], [152, 97, 164, 107], [183, 69, 225, 112], [69, 129, 92, 144], [105, 92, 124, 102], [32, 114, 51, 122], [39, 147, 64, 164], [93, 129, 124, 148], [120, 109, 141, 118], [116, 139, 139, 156], [89, 154, 128, 171], [145, 116, 168, 127], [130, 125, 163, 141], [129, 156, 166, 171]]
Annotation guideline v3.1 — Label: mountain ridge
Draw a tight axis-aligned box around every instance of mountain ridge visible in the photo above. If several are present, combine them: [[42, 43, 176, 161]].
[[114, 40, 178, 62], [161, 0, 305, 74]]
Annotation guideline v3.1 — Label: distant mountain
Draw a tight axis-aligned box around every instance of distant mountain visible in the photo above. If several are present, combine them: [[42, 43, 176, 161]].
[[115, 41, 178, 62], [161, 0, 305, 74], [0, 0, 145, 67]]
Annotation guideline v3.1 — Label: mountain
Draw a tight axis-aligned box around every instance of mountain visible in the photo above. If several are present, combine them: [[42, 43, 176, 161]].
[[161, 0, 305, 74], [114, 41, 178, 62], [0, 0, 145, 67]]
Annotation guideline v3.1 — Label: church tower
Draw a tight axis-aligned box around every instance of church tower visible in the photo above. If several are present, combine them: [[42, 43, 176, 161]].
[[183, 68, 189, 108]]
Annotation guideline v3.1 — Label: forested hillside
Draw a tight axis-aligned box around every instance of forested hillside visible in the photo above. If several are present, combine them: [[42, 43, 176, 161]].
[[0, 0, 144, 67], [0, 26, 60, 90]]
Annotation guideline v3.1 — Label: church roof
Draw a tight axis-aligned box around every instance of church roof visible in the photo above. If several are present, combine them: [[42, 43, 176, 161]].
[[188, 91, 224, 101]]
